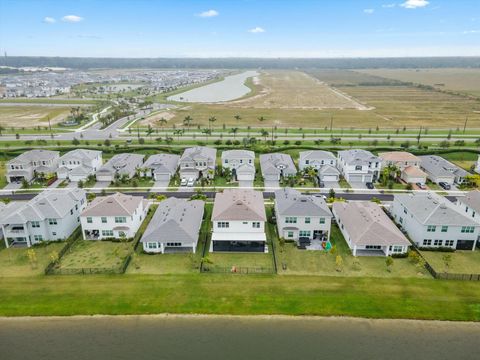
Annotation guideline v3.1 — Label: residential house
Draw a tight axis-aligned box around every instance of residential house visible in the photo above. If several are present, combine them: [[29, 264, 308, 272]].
[[337, 149, 381, 183], [140, 197, 204, 254], [378, 151, 427, 185], [0, 188, 87, 248], [211, 189, 267, 252], [96, 153, 145, 182], [221, 150, 255, 181], [179, 146, 217, 180], [456, 190, 480, 226], [274, 187, 332, 244], [476, 155, 480, 174], [259, 153, 297, 181], [143, 153, 180, 181], [418, 155, 468, 185], [333, 201, 410, 256], [56, 149, 102, 182], [299, 150, 340, 182], [6, 149, 60, 183], [391, 192, 479, 250], [80, 192, 149, 240]]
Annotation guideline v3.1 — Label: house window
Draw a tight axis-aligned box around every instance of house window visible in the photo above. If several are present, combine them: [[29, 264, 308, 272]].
[[252, 222, 260, 228], [434, 239, 443, 246], [115, 217, 127, 223], [445, 240, 454, 246], [427, 225, 436, 232], [285, 217, 297, 224], [287, 231, 294, 238], [87, 217, 92, 224], [167, 242, 182, 247], [147, 243, 158, 249], [101, 217, 107, 224], [217, 222, 229, 228], [392, 246, 403, 253], [299, 230, 311, 237], [423, 239, 432, 246], [102, 230, 114, 237], [399, 217, 403, 224], [461, 226, 475, 233], [70, 209, 73, 215], [366, 245, 381, 250], [473, 211, 476, 218], [34, 235, 43, 242], [31, 221, 40, 228], [305, 217, 311, 224], [224, 159, 229, 164], [48, 219, 58, 225], [75, 204, 78, 210], [305, 160, 310, 165], [355, 165, 362, 171], [319, 218, 325, 224], [441, 226, 448, 232], [403, 207, 407, 215]]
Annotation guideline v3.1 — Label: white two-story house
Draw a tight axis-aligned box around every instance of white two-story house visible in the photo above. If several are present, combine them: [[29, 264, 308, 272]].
[[80, 192, 149, 240], [337, 149, 381, 184], [210, 189, 267, 253], [259, 153, 297, 182], [96, 153, 145, 182], [57, 149, 103, 182], [299, 150, 340, 183], [6, 149, 60, 183], [221, 150, 255, 182], [274, 187, 332, 245], [143, 153, 180, 182], [179, 146, 217, 180], [391, 192, 479, 251], [0, 188, 87, 248], [456, 190, 480, 227]]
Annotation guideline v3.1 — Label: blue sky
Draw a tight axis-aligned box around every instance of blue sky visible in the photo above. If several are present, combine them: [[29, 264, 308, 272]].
[[0, 0, 479, 57]]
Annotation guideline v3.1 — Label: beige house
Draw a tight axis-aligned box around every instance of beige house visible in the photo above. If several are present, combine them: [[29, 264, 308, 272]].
[[401, 166, 427, 185], [379, 151, 426, 185]]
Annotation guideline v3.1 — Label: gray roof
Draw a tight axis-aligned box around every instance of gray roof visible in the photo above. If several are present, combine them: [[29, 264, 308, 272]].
[[259, 153, 296, 176], [395, 192, 478, 226], [275, 187, 332, 217], [8, 149, 59, 165], [221, 150, 255, 160], [59, 149, 101, 163], [180, 146, 216, 162], [319, 164, 340, 176], [213, 189, 266, 221], [418, 155, 466, 179], [140, 198, 204, 244], [97, 153, 144, 175], [338, 149, 380, 166], [458, 190, 480, 213], [0, 188, 86, 224], [299, 150, 336, 162], [144, 153, 180, 174], [333, 201, 410, 247], [81, 192, 146, 217]]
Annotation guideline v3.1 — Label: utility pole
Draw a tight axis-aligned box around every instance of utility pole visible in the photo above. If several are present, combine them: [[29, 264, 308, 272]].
[[48, 116, 53, 139], [463, 115, 468, 134], [417, 126, 422, 146], [330, 114, 333, 133]]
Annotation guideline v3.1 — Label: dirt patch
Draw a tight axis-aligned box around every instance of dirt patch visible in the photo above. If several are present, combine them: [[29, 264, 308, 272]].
[[141, 111, 176, 127]]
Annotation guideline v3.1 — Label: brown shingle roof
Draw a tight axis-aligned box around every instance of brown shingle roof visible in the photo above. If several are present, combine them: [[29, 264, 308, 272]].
[[212, 189, 266, 221]]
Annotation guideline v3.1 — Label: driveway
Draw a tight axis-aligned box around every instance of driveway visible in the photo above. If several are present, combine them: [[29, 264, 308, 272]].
[[321, 181, 340, 190], [3, 182, 22, 190], [239, 180, 254, 188], [66, 181, 78, 188], [48, 179, 63, 188], [264, 180, 280, 189], [93, 181, 110, 189], [151, 180, 169, 191], [348, 181, 368, 190]]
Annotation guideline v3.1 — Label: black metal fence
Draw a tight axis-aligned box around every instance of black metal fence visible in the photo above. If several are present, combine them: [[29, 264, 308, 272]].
[[418, 249, 480, 281]]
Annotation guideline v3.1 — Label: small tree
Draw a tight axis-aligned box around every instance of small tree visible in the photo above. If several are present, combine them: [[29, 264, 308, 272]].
[[328, 188, 335, 200], [335, 255, 343, 272], [385, 256, 394, 272], [49, 250, 59, 264], [27, 249, 37, 269], [442, 254, 452, 273], [352, 257, 361, 271]]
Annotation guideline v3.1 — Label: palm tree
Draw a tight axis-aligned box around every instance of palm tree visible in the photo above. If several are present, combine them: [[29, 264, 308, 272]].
[[202, 128, 212, 142], [258, 116, 266, 123], [234, 114, 241, 124], [208, 116, 217, 131], [146, 124, 154, 139], [260, 129, 269, 142], [183, 115, 193, 132], [230, 127, 239, 140], [173, 129, 183, 141], [157, 117, 168, 135]]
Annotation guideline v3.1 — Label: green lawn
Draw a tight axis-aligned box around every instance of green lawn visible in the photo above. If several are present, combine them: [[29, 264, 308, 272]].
[[58, 240, 131, 270], [421, 249, 480, 274], [275, 224, 430, 278], [109, 177, 154, 189], [441, 151, 478, 171], [0, 160, 6, 188], [0, 242, 65, 277], [1, 274, 480, 320]]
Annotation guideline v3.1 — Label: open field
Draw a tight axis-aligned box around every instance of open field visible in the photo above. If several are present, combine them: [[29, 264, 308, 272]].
[[357, 68, 480, 97], [140, 69, 480, 129], [0, 105, 71, 127], [441, 151, 478, 170], [421, 249, 480, 274], [1, 274, 480, 320]]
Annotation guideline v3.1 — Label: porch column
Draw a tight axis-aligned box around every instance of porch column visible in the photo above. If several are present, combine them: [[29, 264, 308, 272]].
[[192, 243, 196, 254], [385, 246, 390, 256], [353, 245, 357, 257], [209, 240, 213, 252], [160, 243, 165, 254], [2, 225, 8, 249]]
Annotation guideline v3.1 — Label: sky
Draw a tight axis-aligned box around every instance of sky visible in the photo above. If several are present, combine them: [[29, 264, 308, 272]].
[[0, 0, 479, 58]]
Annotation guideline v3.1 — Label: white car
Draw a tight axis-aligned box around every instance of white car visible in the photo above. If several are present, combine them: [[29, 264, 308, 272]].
[[187, 178, 195, 187], [180, 178, 188, 186]]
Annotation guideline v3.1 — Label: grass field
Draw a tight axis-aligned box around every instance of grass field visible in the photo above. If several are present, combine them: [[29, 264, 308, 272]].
[[357, 68, 480, 97], [441, 151, 478, 170], [421, 249, 480, 274], [0, 105, 71, 127]]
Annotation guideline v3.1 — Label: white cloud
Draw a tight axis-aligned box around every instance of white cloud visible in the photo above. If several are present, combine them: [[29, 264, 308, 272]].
[[43, 17, 56, 23], [382, 3, 396, 8], [463, 30, 480, 34], [61, 15, 84, 23], [400, 0, 429, 9], [248, 27, 265, 33], [197, 9, 219, 18], [364, 9, 375, 14]]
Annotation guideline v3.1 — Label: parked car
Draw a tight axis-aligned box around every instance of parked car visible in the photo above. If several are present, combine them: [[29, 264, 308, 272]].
[[319, 181, 325, 188], [416, 182, 426, 190], [187, 178, 195, 187], [366, 182, 374, 189], [439, 182, 451, 190], [180, 178, 187, 186]]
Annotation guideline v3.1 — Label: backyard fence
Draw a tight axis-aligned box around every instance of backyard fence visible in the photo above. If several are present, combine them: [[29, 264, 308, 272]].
[[201, 265, 275, 274], [418, 249, 480, 281]]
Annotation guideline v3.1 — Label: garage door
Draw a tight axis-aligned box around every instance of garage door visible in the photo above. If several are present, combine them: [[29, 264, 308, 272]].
[[96, 175, 113, 182], [154, 173, 171, 181], [322, 175, 338, 182], [264, 174, 279, 181], [237, 173, 254, 181], [456, 240, 475, 250], [9, 176, 25, 183], [348, 174, 363, 182]]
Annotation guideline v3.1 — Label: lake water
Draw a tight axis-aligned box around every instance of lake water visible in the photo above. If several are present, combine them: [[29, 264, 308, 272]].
[[1, 316, 479, 360], [168, 71, 258, 103]]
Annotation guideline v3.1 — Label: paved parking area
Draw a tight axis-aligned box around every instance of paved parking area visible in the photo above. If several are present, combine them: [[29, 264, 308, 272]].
[[321, 181, 340, 190], [264, 180, 280, 189], [3, 182, 22, 190], [239, 180, 254, 188], [348, 181, 368, 189], [151, 180, 170, 191], [66, 181, 78, 188], [48, 179, 63, 188]]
